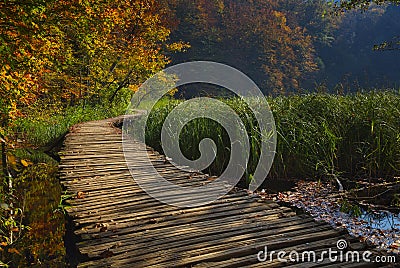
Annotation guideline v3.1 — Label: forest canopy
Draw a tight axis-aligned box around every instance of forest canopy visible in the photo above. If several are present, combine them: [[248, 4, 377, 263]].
[[169, 0, 333, 94], [335, 0, 400, 10], [0, 0, 189, 124], [168, 0, 400, 94]]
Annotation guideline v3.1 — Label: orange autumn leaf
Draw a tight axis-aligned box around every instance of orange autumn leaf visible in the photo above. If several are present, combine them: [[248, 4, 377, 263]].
[[21, 159, 31, 167], [77, 192, 85, 199], [7, 248, 21, 255], [7, 154, 17, 167]]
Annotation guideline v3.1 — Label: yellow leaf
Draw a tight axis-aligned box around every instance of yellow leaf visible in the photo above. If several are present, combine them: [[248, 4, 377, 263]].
[[21, 159, 30, 167], [7, 154, 17, 167], [128, 84, 139, 93]]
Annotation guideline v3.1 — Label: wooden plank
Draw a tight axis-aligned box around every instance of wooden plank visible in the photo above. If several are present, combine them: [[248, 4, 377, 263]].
[[72, 198, 284, 228], [78, 213, 307, 251], [190, 236, 361, 268], [78, 210, 299, 239], [78, 228, 343, 268], [80, 218, 320, 258]]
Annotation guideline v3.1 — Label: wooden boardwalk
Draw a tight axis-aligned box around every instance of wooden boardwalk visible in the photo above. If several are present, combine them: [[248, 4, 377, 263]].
[[59, 117, 391, 267]]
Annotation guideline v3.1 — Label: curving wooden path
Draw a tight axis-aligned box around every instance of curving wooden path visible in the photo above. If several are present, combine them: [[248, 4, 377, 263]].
[[59, 117, 391, 268]]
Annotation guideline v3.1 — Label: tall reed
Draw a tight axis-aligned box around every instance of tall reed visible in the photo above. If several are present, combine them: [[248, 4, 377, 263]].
[[144, 91, 400, 186]]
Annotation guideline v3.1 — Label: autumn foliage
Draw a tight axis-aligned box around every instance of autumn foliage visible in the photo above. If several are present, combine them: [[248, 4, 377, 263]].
[[0, 0, 186, 132], [169, 0, 326, 94], [0, 0, 339, 130]]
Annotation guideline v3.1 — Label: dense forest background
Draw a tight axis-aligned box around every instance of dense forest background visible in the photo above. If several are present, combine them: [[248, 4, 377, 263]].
[[169, 0, 400, 95]]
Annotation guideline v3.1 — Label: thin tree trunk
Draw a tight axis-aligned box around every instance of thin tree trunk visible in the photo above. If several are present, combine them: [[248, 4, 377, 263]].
[[1, 136, 6, 178], [1, 121, 7, 180], [1, 120, 13, 244], [109, 69, 134, 103]]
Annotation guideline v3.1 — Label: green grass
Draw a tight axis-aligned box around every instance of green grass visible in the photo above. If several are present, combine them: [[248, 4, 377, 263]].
[[12, 101, 128, 148], [144, 91, 400, 186]]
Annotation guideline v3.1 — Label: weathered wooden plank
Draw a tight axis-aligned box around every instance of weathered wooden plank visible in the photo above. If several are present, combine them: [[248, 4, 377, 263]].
[[78, 209, 298, 240], [72, 198, 283, 228], [80, 217, 319, 258], [67, 190, 250, 215], [78, 213, 307, 251], [190, 236, 363, 268], [78, 228, 343, 268]]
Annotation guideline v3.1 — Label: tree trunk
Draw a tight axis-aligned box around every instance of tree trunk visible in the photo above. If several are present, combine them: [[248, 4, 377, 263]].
[[1, 138, 6, 178], [109, 69, 134, 104], [1, 121, 7, 180], [1, 120, 13, 244]]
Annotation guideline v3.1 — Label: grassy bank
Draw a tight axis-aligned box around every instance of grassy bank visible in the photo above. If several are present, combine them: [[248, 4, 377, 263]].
[[145, 91, 400, 184], [13, 101, 128, 148]]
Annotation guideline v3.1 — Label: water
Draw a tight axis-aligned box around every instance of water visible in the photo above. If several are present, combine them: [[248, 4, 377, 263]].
[[360, 210, 400, 231], [270, 180, 400, 252]]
